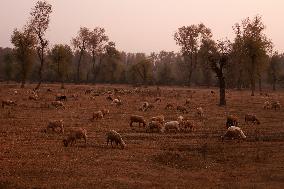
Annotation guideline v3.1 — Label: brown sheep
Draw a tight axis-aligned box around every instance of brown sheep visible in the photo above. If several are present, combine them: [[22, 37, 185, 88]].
[[177, 105, 188, 113], [46, 120, 64, 133], [245, 113, 260, 125], [51, 101, 65, 109], [146, 121, 164, 133], [2, 100, 17, 108], [271, 101, 281, 110], [101, 108, 110, 117], [180, 120, 195, 132], [226, 115, 239, 128], [150, 115, 165, 124], [93, 111, 103, 120], [106, 130, 126, 149], [63, 128, 87, 147], [56, 94, 67, 101], [165, 103, 174, 110], [130, 115, 146, 127], [154, 97, 162, 103]]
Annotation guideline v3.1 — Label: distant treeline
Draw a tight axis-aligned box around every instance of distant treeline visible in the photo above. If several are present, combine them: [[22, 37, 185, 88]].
[[0, 46, 283, 89]]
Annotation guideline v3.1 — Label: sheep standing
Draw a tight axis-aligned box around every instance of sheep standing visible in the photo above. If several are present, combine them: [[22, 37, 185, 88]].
[[106, 130, 126, 149], [150, 115, 165, 124], [101, 108, 110, 117], [196, 107, 204, 118], [56, 94, 67, 101], [46, 120, 64, 133], [51, 101, 65, 109], [165, 103, 174, 110], [263, 101, 271, 109], [176, 105, 188, 114], [146, 121, 164, 133], [93, 111, 104, 120], [180, 120, 195, 132], [130, 115, 146, 127], [164, 121, 180, 133], [2, 100, 17, 108], [221, 126, 246, 141], [63, 128, 87, 147], [245, 113, 260, 125], [226, 115, 239, 128], [271, 101, 281, 110]]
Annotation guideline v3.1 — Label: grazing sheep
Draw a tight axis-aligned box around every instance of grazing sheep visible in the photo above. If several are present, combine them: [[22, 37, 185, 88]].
[[185, 98, 191, 105], [112, 98, 122, 106], [29, 94, 39, 101], [245, 113, 260, 125], [150, 115, 165, 124], [93, 111, 104, 120], [271, 101, 281, 110], [46, 120, 64, 133], [130, 115, 146, 127], [154, 97, 162, 103], [56, 94, 67, 101], [85, 89, 92, 94], [210, 90, 215, 95], [146, 121, 164, 133], [106, 95, 113, 101], [165, 103, 174, 110], [63, 128, 87, 147], [140, 101, 154, 111], [164, 121, 180, 133], [226, 115, 239, 128], [47, 88, 52, 92], [177, 105, 188, 113], [51, 101, 65, 109], [177, 115, 184, 123], [263, 101, 271, 109], [106, 130, 126, 149], [180, 120, 195, 132], [2, 100, 17, 108], [221, 126, 246, 141], [101, 108, 110, 117], [196, 107, 204, 118]]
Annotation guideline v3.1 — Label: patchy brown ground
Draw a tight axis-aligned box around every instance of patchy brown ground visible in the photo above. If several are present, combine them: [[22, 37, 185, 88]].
[[0, 83, 284, 189]]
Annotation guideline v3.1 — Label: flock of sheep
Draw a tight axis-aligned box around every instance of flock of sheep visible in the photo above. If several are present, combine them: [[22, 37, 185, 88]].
[[1, 86, 282, 150]]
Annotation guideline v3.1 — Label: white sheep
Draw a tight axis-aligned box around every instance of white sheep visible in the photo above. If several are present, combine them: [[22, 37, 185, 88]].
[[221, 126, 246, 142], [106, 130, 126, 149], [196, 107, 204, 118], [164, 121, 180, 133], [263, 101, 271, 109]]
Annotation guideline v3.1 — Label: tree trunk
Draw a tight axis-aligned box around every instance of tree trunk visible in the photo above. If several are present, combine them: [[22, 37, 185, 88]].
[[258, 77, 262, 92], [250, 56, 256, 96], [237, 69, 243, 90], [272, 74, 276, 91], [77, 50, 84, 83], [35, 48, 44, 90], [219, 76, 226, 106]]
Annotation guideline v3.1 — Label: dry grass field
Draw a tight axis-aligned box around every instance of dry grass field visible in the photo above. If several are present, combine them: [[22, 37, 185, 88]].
[[0, 83, 284, 189]]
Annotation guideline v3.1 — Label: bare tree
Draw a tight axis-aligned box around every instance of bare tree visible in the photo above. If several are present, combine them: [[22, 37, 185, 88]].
[[205, 39, 231, 106], [29, 0, 52, 90]]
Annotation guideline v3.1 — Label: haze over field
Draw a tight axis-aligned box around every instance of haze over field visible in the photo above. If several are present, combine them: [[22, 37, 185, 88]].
[[0, 0, 283, 53]]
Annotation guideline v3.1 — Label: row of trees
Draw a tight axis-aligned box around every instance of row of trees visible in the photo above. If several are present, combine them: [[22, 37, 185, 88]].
[[0, 1, 284, 104]]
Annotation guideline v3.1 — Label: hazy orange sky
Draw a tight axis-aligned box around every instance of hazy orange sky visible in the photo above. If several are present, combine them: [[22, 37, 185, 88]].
[[0, 0, 283, 53]]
